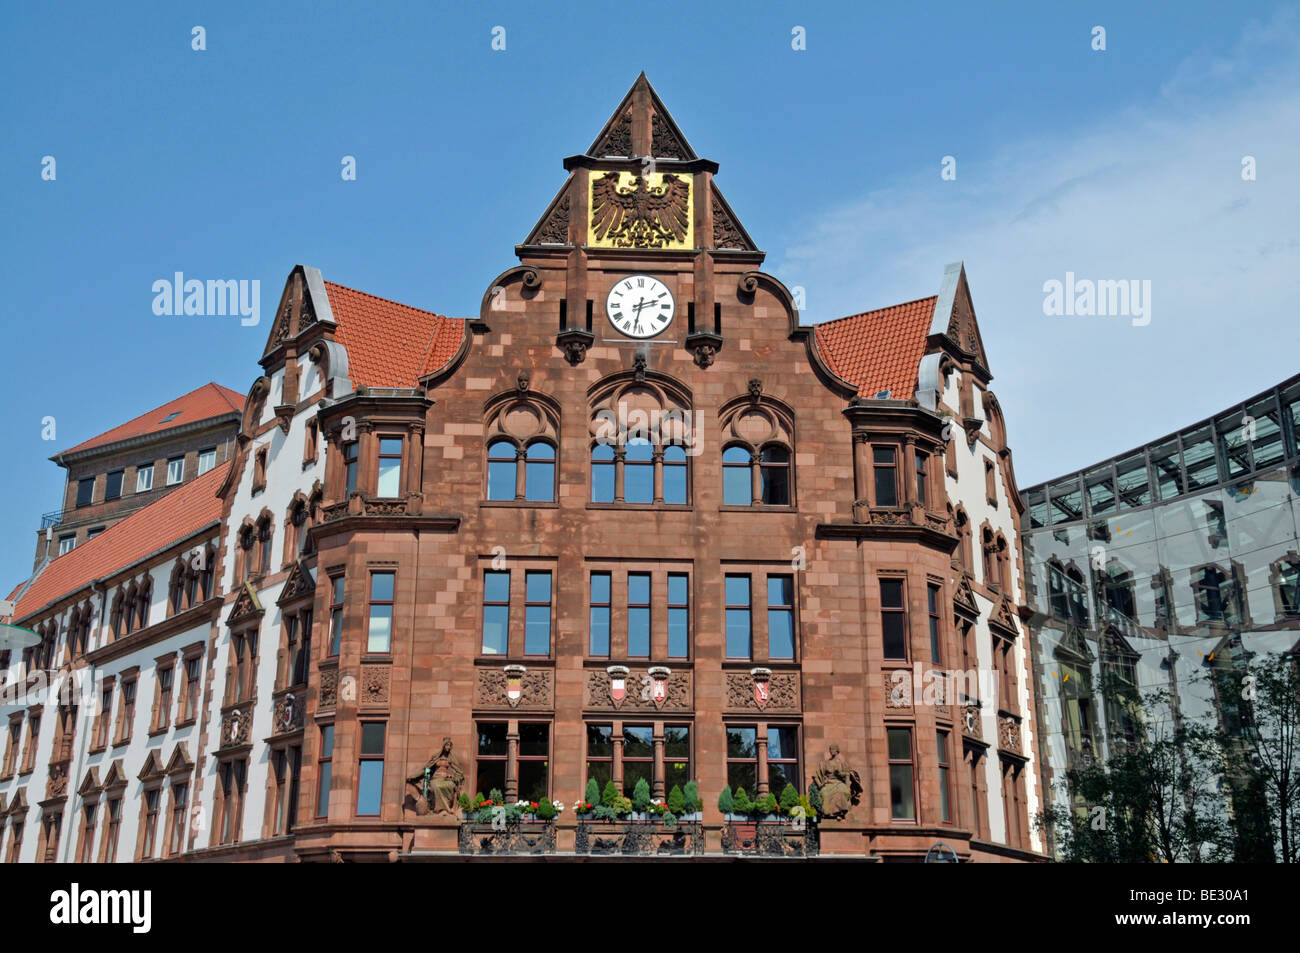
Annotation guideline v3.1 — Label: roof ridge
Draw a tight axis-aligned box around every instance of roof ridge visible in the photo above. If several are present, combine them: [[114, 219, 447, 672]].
[[817, 294, 939, 328], [324, 280, 449, 321]]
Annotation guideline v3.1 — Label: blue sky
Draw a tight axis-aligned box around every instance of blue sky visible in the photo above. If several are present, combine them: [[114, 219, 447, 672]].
[[2, 1, 1297, 590]]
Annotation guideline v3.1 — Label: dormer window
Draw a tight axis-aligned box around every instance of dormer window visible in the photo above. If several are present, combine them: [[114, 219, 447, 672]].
[[376, 437, 404, 497], [873, 447, 898, 507]]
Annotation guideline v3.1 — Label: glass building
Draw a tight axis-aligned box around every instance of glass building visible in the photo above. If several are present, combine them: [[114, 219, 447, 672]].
[[1021, 374, 1300, 856]]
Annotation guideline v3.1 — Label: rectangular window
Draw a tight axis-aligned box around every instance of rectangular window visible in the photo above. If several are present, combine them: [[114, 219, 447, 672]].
[[272, 746, 301, 835], [218, 760, 245, 845], [517, 723, 550, 802], [377, 437, 403, 497], [182, 656, 201, 723], [155, 665, 174, 731], [985, 460, 998, 505], [873, 446, 898, 507], [166, 457, 184, 486], [622, 724, 653, 793], [197, 448, 216, 475], [289, 609, 312, 686], [589, 572, 611, 656], [78, 803, 97, 862], [524, 571, 552, 655], [168, 782, 189, 856], [915, 453, 928, 509], [888, 727, 916, 820], [927, 584, 942, 664], [627, 572, 651, 657], [105, 470, 124, 501], [101, 798, 121, 862], [141, 789, 161, 858], [482, 571, 510, 655], [725, 574, 752, 659], [664, 724, 691, 792], [475, 722, 508, 796], [343, 441, 359, 497], [725, 725, 757, 794], [881, 578, 908, 661], [304, 419, 319, 465], [328, 575, 345, 656], [767, 575, 795, 660], [767, 725, 800, 794], [95, 684, 114, 748], [585, 723, 613, 791], [76, 477, 95, 508], [937, 729, 952, 823], [119, 681, 136, 743], [136, 465, 154, 493], [356, 722, 386, 816], [367, 572, 394, 653], [667, 573, 689, 658], [58, 535, 75, 556], [316, 725, 334, 818]]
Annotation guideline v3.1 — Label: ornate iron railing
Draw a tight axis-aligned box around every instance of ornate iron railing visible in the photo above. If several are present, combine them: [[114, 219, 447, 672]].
[[720, 820, 819, 857], [457, 819, 556, 855], [575, 819, 704, 856]]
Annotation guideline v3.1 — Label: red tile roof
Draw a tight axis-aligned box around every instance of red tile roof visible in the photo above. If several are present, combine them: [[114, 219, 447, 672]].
[[324, 282, 465, 388], [59, 382, 245, 456], [814, 296, 937, 401], [9, 462, 231, 623]]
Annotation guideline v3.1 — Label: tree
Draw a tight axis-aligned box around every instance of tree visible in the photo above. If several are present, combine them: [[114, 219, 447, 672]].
[[684, 780, 700, 814], [632, 777, 651, 813], [717, 785, 734, 814], [602, 779, 621, 809], [667, 784, 686, 814], [779, 784, 800, 813], [584, 777, 600, 806]]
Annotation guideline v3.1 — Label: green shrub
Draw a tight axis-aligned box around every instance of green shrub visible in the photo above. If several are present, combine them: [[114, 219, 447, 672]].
[[684, 780, 700, 814], [662, 811, 677, 827], [809, 783, 823, 814], [537, 797, 557, 821], [733, 787, 752, 814], [632, 777, 652, 813], [458, 792, 472, 811], [584, 777, 601, 806], [602, 780, 621, 808], [717, 785, 734, 814], [488, 788, 504, 806], [472, 791, 485, 809], [779, 785, 800, 813], [667, 785, 686, 814], [759, 793, 778, 815], [615, 795, 633, 815], [592, 804, 617, 821]]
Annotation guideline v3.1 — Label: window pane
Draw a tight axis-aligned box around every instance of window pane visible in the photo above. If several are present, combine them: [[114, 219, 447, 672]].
[[590, 572, 610, 655], [488, 462, 515, 500], [664, 725, 690, 759], [525, 571, 551, 603], [484, 571, 510, 603], [361, 722, 385, 755], [316, 763, 332, 816], [477, 723, 507, 756], [105, 470, 123, 500], [320, 725, 334, 758], [890, 763, 915, 820], [668, 607, 688, 657], [767, 726, 798, 760], [726, 609, 751, 657], [723, 447, 751, 505], [726, 726, 756, 758], [525, 606, 550, 654], [768, 762, 798, 795], [586, 723, 612, 757], [887, 727, 911, 760], [624, 442, 653, 503], [476, 761, 506, 798], [1115, 457, 1151, 508], [525, 443, 554, 502], [356, 761, 383, 815], [623, 760, 652, 794], [380, 438, 402, 454], [482, 606, 508, 655], [519, 723, 549, 756], [725, 575, 750, 606], [623, 725, 653, 758], [367, 605, 391, 653], [518, 762, 548, 803], [377, 460, 401, 497], [591, 444, 615, 502], [628, 608, 650, 656], [727, 763, 757, 794], [370, 572, 394, 601]]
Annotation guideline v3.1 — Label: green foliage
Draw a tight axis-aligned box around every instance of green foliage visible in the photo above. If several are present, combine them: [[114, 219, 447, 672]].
[[615, 795, 633, 815], [487, 788, 504, 805], [758, 792, 778, 815], [779, 784, 800, 813], [662, 811, 677, 827], [632, 777, 652, 813], [684, 780, 700, 814], [458, 792, 472, 811], [601, 780, 621, 808], [585, 777, 601, 806], [797, 794, 816, 819], [717, 785, 734, 814], [667, 784, 686, 814], [472, 791, 485, 809], [733, 787, 752, 814], [808, 783, 823, 814], [537, 797, 557, 821], [592, 804, 617, 821]]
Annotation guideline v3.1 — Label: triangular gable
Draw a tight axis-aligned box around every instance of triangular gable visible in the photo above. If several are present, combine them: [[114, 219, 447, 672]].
[[226, 582, 265, 627], [6, 789, 27, 815], [1054, 623, 1094, 664], [263, 265, 336, 360], [953, 574, 980, 619], [77, 767, 101, 798], [1101, 625, 1141, 661], [277, 561, 316, 606], [522, 178, 573, 246], [989, 595, 1020, 636], [928, 262, 990, 374], [101, 760, 128, 790], [137, 750, 165, 783], [587, 73, 697, 160], [711, 183, 759, 253], [164, 743, 194, 777]]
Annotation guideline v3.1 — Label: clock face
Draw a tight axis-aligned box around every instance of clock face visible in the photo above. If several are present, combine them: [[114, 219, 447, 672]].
[[606, 274, 674, 338]]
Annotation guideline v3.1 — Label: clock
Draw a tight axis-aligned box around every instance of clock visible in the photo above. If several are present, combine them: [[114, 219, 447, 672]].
[[606, 274, 674, 338]]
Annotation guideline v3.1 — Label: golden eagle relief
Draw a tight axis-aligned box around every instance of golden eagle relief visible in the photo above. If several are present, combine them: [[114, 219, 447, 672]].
[[589, 171, 693, 249]]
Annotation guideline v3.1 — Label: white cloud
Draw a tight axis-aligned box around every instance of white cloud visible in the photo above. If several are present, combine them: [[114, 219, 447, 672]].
[[773, 11, 1300, 486]]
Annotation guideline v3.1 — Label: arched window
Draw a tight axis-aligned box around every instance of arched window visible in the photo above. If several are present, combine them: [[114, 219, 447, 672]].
[[257, 513, 274, 575], [994, 533, 1010, 592], [591, 444, 615, 502], [954, 508, 972, 572], [759, 445, 791, 505], [587, 372, 693, 507], [1065, 566, 1090, 627], [1099, 562, 1136, 623], [524, 442, 556, 502], [663, 445, 688, 504], [288, 497, 309, 559], [135, 577, 152, 631], [1270, 555, 1300, 618], [981, 527, 998, 590], [487, 439, 518, 501], [123, 583, 138, 634], [170, 561, 186, 615], [238, 523, 256, 581], [719, 392, 795, 508], [1192, 565, 1239, 624], [623, 441, 654, 503], [722, 446, 752, 505]]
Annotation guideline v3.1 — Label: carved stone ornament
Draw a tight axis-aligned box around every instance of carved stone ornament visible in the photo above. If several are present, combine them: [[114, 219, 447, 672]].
[[273, 692, 304, 734], [962, 703, 982, 739], [650, 112, 689, 159], [319, 668, 338, 709], [534, 192, 570, 244], [475, 665, 553, 710], [594, 110, 633, 157], [684, 331, 722, 369], [747, 378, 763, 402], [724, 670, 800, 712], [221, 707, 252, 748], [406, 737, 465, 817], [590, 172, 691, 248], [516, 369, 530, 393], [884, 670, 912, 709], [361, 664, 390, 707], [556, 327, 594, 366], [998, 716, 1022, 754], [632, 353, 647, 382], [586, 667, 690, 712], [712, 195, 748, 250]]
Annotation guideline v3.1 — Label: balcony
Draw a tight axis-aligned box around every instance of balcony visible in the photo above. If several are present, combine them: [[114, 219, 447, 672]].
[[575, 818, 704, 856], [457, 819, 556, 855], [721, 819, 819, 857], [40, 509, 64, 530]]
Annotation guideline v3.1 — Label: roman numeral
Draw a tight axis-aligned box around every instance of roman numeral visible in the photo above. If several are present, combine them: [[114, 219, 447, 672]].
[[612, 312, 623, 320], [624, 281, 633, 290], [637, 278, 645, 288]]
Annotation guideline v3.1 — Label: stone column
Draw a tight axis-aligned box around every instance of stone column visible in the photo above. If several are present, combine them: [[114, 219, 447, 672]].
[[505, 724, 519, 802], [755, 728, 769, 797]]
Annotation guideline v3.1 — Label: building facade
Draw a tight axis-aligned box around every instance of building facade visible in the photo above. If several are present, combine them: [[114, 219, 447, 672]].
[[0, 76, 1044, 862], [1021, 373, 1300, 858]]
